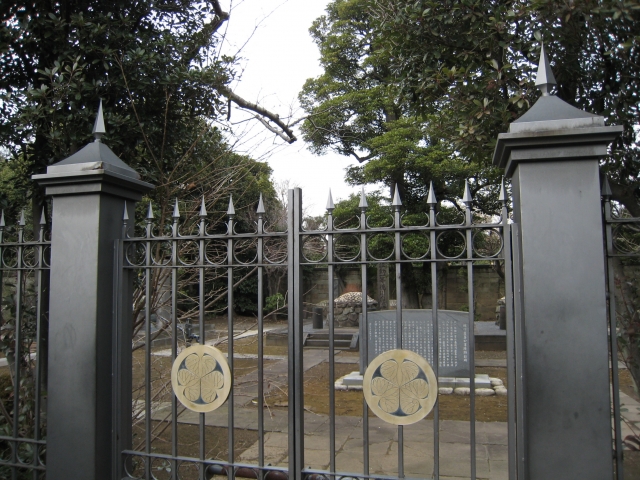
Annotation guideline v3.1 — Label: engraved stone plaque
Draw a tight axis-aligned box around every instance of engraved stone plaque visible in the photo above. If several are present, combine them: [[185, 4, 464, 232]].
[[360, 309, 470, 378], [171, 344, 232, 413]]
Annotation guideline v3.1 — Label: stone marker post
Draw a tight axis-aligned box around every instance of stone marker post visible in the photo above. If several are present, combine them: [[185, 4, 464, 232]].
[[493, 46, 622, 479], [33, 103, 153, 480]]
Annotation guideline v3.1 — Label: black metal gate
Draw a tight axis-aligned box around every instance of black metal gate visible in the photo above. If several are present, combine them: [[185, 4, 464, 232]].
[[111, 182, 518, 480]]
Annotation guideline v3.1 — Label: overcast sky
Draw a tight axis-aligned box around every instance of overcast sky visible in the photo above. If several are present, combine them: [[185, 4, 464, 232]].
[[218, 0, 365, 215]]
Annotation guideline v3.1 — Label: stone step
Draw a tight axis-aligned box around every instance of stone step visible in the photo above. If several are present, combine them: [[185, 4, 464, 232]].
[[303, 332, 359, 350]]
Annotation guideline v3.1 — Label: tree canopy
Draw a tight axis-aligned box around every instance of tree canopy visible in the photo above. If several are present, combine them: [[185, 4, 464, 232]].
[[0, 0, 292, 221], [300, 0, 640, 214]]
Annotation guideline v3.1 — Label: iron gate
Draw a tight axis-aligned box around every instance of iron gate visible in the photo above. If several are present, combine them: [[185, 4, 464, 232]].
[[112, 182, 518, 480]]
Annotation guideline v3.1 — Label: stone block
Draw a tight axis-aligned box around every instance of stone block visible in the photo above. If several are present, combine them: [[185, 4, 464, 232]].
[[342, 372, 363, 387], [438, 377, 457, 388]]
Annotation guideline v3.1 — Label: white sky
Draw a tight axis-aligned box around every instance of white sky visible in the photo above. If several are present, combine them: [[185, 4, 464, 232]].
[[218, 0, 366, 215]]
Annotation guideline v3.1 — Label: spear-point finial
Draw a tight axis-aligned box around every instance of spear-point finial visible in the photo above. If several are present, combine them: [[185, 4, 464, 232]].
[[146, 202, 154, 220], [172, 198, 180, 219], [602, 176, 612, 198], [199, 196, 207, 217], [326, 189, 336, 213], [392, 185, 402, 207], [93, 99, 106, 142], [359, 186, 368, 209], [535, 43, 556, 96], [256, 194, 265, 215], [427, 182, 437, 205], [499, 177, 507, 202], [0, 210, 5, 228], [326, 190, 335, 211], [462, 180, 472, 205], [18, 209, 25, 226], [227, 195, 235, 216], [40, 207, 46, 225], [123, 202, 129, 221]]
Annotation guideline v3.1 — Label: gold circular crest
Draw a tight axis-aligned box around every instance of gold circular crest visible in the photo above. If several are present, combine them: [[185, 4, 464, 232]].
[[171, 344, 232, 413], [363, 349, 438, 425]]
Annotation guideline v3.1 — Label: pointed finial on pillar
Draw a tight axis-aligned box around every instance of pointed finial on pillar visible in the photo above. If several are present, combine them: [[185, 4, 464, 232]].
[[602, 176, 612, 198], [427, 181, 437, 205], [93, 99, 106, 142], [256, 194, 265, 215], [359, 186, 368, 209], [40, 207, 47, 225], [122, 202, 129, 221], [227, 195, 235, 216], [19, 209, 25, 226], [199, 196, 207, 217], [535, 43, 557, 97], [0, 210, 5, 228], [326, 190, 335, 212], [392, 185, 402, 207], [462, 180, 472, 205]]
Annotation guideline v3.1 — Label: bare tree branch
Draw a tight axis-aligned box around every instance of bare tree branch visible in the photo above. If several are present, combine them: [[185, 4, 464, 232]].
[[220, 86, 297, 143]]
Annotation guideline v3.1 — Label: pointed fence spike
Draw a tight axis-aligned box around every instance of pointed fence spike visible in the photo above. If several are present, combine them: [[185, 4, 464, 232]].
[[227, 195, 236, 216], [199, 196, 207, 217], [462, 180, 472, 204], [123, 202, 129, 221], [326, 189, 335, 211], [93, 99, 106, 141], [0, 210, 5, 228], [19, 209, 25, 226], [359, 186, 368, 209], [146, 202, 154, 220], [602, 176, 612, 197], [499, 177, 507, 202], [256, 194, 265, 214], [172, 198, 180, 218], [427, 182, 437, 205], [40, 207, 47, 225], [392, 185, 402, 207], [535, 42, 557, 96]]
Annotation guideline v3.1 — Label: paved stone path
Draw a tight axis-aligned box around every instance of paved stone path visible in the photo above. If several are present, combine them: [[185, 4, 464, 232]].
[[150, 348, 639, 480]]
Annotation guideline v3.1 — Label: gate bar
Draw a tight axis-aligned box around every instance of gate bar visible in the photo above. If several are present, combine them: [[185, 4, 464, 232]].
[[464, 188, 477, 480], [603, 189, 624, 480]]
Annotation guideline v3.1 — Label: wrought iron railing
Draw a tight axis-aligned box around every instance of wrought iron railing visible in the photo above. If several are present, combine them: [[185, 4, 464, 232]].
[[115, 181, 516, 480], [603, 178, 640, 480], [0, 210, 50, 480]]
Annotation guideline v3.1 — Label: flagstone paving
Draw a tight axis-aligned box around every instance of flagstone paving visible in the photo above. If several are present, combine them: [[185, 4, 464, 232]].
[[151, 348, 640, 480]]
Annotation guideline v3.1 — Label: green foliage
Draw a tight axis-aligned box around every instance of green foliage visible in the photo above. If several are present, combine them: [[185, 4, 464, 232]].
[[300, 0, 502, 214], [1, 0, 232, 211], [372, 0, 640, 213], [265, 293, 285, 314], [302, 0, 640, 215]]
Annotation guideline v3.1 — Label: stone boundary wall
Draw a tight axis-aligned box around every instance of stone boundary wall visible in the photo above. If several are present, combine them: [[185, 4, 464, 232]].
[[303, 264, 505, 322]]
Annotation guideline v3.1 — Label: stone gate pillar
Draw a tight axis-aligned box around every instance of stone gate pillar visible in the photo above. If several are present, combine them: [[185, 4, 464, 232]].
[[33, 103, 153, 480], [493, 46, 622, 479]]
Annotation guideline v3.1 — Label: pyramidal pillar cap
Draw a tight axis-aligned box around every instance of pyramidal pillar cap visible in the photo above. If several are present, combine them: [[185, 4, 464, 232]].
[[32, 101, 153, 200], [492, 42, 623, 177]]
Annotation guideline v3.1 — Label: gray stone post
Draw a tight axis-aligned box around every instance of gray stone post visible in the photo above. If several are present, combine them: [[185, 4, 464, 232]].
[[493, 46, 622, 479], [33, 103, 152, 480]]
